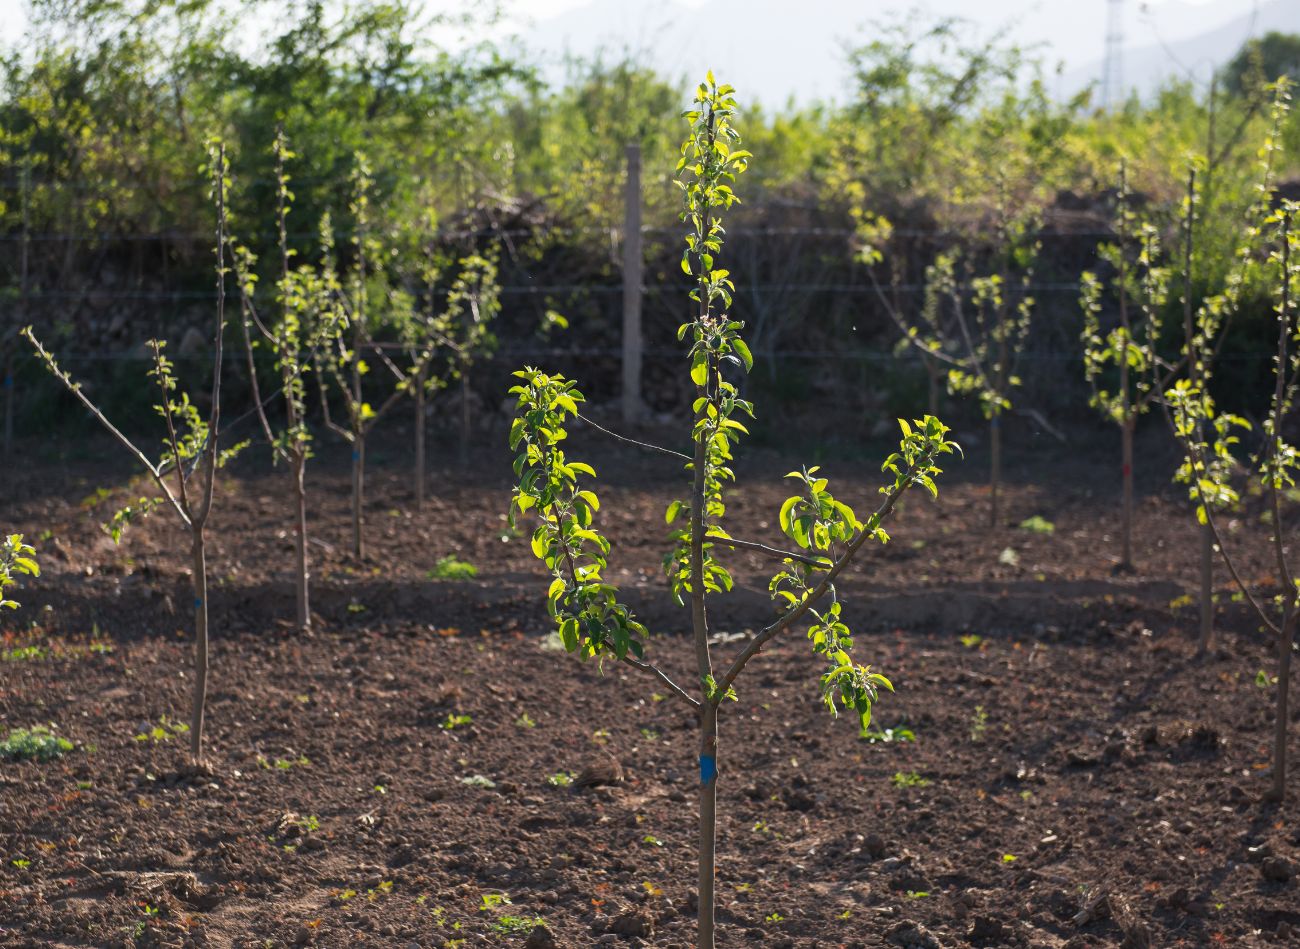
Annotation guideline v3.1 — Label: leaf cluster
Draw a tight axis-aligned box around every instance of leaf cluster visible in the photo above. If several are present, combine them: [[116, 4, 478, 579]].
[[509, 369, 646, 662], [0, 534, 39, 610]]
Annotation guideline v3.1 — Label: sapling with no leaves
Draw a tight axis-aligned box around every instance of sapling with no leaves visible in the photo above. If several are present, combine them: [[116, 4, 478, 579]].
[[23, 142, 238, 764], [1079, 162, 1181, 572], [0, 534, 38, 610], [508, 75, 958, 949], [232, 130, 346, 628]]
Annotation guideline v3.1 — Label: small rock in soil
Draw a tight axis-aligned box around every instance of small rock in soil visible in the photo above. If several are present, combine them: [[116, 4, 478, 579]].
[[968, 914, 1005, 941], [607, 910, 654, 937], [574, 754, 624, 788], [886, 919, 942, 949], [1259, 857, 1294, 883], [524, 923, 560, 949], [863, 833, 889, 858]]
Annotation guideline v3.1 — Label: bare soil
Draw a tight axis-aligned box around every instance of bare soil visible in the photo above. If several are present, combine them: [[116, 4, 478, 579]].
[[2, 419, 1298, 948]]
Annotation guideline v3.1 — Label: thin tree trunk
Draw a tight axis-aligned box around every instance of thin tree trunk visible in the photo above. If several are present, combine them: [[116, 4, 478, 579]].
[[459, 368, 470, 468], [1266, 609, 1295, 802], [1121, 417, 1135, 571], [352, 434, 365, 558], [189, 529, 209, 764], [3, 354, 13, 458], [926, 360, 939, 417], [698, 701, 719, 949], [293, 451, 311, 632], [1197, 523, 1213, 654], [414, 366, 426, 509], [989, 414, 1001, 528]]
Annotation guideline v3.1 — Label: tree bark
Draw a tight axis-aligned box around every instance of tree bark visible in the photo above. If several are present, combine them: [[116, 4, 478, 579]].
[[1266, 608, 1295, 802], [1120, 417, 1134, 570], [697, 701, 719, 949], [459, 368, 471, 468], [989, 414, 1001, 528], [414, 366, 426, 509], [293, 451, 311, 632], [3, 355, 13, 459], [189, 529, 209, 764], [352, 434, 365, 558], [1198, 523, 1213, 654]]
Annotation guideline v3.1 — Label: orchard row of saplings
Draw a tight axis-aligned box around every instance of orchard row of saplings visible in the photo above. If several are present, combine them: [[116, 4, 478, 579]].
[[2, 75, 1298, 949]]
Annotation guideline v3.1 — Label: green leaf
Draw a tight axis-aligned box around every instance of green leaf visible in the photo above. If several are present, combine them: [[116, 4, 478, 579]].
[[690, 354, 709, 387]]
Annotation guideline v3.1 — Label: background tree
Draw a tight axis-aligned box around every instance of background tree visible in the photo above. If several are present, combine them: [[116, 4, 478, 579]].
[[22, 142, 237, 764], [233, 131, 345, 631], [1167, 183, 1298, 801], [1079, 163, 1181, 572], [1222, 32, 1300, 100]]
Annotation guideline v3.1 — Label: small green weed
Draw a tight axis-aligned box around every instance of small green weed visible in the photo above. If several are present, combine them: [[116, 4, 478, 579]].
[[429, 556, 478, 580], [891, 771, 931, 788], [493, 915, 544, 936], [441, 713, 473, 730], [862, 725, 915, 744], [546, 771, 575, 787], [1, 725, 73, 762], [1018, 515, 1055, 535], [133, 716, 189, 744]]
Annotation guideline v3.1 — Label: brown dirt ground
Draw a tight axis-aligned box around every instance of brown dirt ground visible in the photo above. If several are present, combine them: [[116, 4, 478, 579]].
[[2, 416, 1298, 948]]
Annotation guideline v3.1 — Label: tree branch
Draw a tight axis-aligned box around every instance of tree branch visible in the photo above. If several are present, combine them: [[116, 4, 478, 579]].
[[576, 412, 692, 462], [707, 534, 828, 568], [620, 655, 701, 709], [716, 455, 929, 693], [23, 328, 190, 528], [1184, 439, 1281, 636]]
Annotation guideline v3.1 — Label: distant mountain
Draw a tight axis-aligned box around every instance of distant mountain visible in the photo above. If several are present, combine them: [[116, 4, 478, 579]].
[[512, 0, 1298, 106], [1060, 0, 1300, 98]]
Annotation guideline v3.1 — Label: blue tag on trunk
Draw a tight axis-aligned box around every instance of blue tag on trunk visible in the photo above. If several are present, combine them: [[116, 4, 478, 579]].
[[699, 754, 717, 785]]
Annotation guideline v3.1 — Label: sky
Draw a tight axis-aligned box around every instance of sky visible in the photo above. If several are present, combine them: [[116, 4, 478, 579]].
[[0, 0, 1280, 104]]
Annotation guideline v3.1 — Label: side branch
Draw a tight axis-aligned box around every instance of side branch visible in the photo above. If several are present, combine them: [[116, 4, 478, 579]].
[[716, 460, 923, 693], [620, 655, 701, 709], [576, 412, 692, 462], [866, 266, 963, 368], [23, 328, 190, 527], [1185, 440, 1281, 636], [708, 534, 828, 568]]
